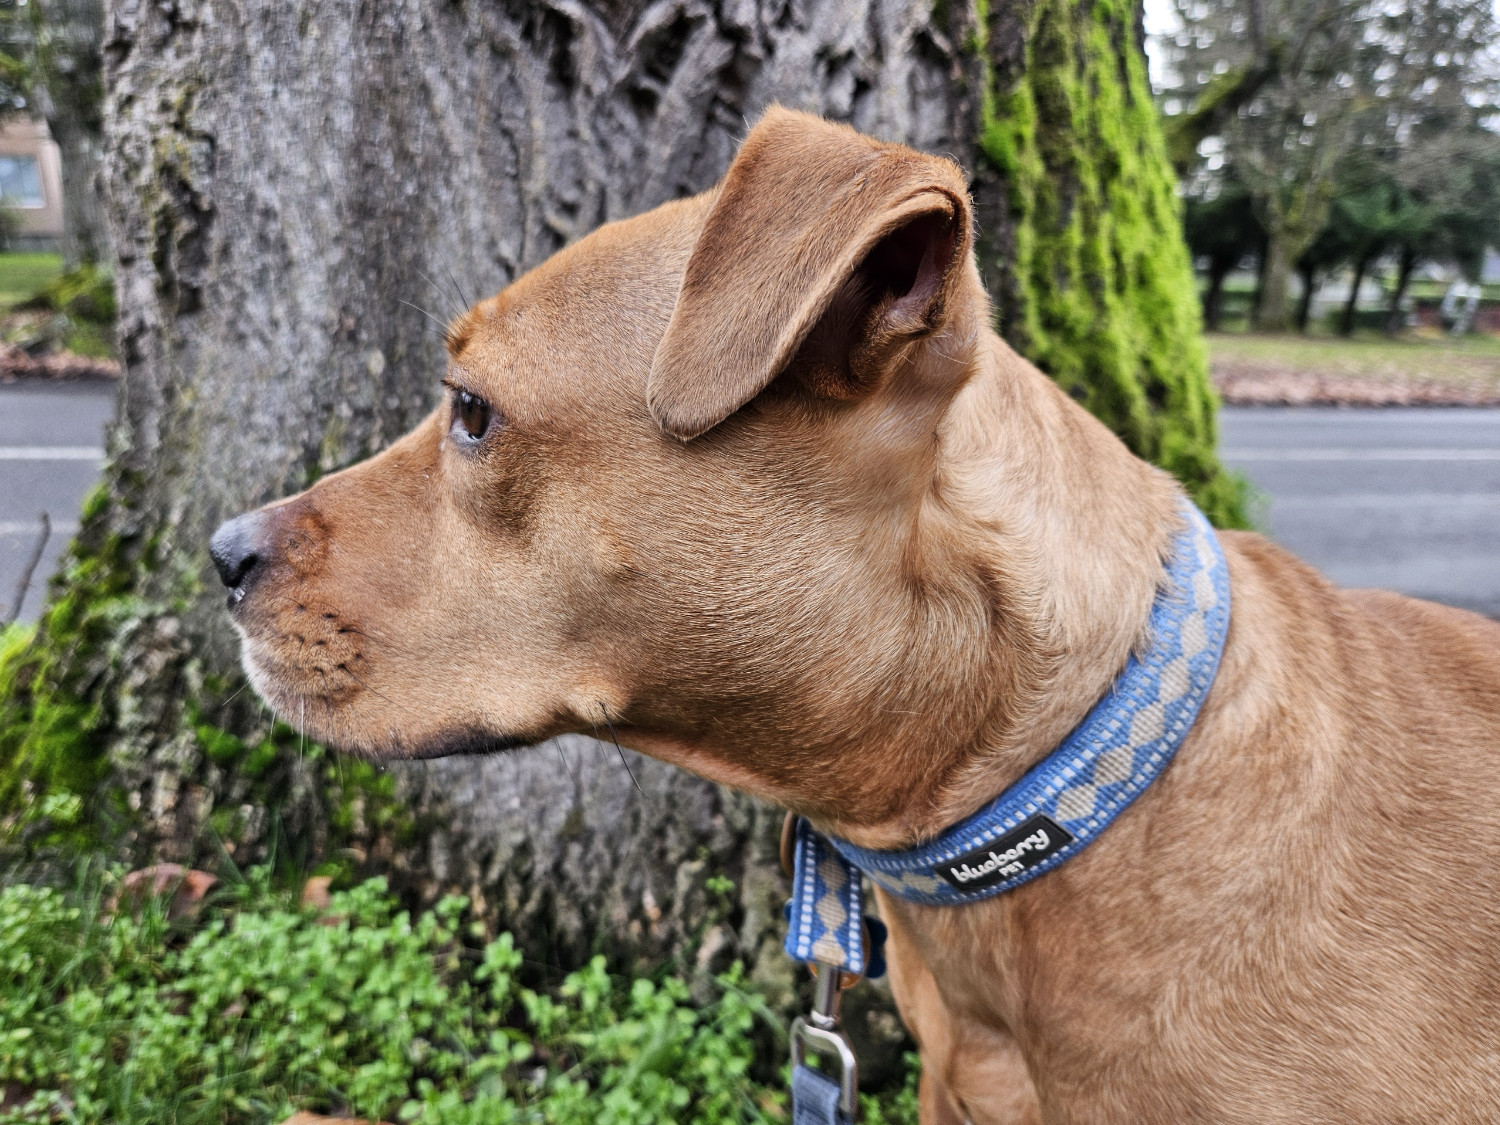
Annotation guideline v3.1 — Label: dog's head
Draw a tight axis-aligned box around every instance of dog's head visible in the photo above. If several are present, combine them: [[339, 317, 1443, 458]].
[[212, 108, 1021, 831]]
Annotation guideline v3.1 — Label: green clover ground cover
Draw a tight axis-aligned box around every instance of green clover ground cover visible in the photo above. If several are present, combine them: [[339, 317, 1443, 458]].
[[0, 869, 919, 1125]]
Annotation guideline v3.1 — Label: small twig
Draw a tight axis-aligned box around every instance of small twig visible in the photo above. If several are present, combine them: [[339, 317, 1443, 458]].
[[3, 512, 50, 628]]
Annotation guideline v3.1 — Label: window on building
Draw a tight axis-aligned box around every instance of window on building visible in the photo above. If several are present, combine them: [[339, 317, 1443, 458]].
[[0, 156, 45, 208]]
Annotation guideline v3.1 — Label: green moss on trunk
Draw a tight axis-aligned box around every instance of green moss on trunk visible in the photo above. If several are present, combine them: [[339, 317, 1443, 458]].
[[974, 0, 1248, 528]]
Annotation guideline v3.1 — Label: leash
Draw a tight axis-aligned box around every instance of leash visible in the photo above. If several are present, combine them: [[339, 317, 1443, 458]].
[[780, 500, 1231, 1122]]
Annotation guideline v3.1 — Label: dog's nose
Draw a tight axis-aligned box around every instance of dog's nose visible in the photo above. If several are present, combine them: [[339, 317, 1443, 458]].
[[209, 511, 269, 602]]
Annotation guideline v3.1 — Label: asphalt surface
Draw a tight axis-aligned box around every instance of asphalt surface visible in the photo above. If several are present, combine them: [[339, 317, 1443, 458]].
[[1219, 406, 1500, 618], [0, 384, 1497, 623], [0, 380, 116, 624]]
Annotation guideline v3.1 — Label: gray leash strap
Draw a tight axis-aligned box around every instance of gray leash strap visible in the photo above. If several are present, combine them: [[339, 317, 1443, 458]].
[[790, 962, 858, 1124]]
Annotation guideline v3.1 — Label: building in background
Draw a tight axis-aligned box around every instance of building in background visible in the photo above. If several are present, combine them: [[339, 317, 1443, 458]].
[[0, 117, 63, 249]]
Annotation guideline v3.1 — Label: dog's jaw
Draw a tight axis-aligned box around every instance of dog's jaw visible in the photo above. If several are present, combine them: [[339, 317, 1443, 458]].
[[241, 640, 538, 762]]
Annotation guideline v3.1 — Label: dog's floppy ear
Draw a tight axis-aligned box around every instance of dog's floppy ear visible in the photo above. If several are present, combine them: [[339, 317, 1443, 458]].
[[648, 107, 972, 440]]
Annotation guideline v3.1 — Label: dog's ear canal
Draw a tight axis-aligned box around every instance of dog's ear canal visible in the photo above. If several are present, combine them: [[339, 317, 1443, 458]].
[[648, 107, 973, 441]]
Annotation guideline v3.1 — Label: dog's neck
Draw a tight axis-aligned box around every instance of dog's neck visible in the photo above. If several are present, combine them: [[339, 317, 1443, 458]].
[[823, 330, 1181, 850]]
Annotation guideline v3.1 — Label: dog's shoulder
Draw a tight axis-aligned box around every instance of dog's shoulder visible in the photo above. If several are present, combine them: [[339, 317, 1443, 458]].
[[1343, 585, 1500, 707]]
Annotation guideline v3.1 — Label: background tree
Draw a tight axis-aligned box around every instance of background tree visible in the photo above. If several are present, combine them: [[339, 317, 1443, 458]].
[[1376, 125, 1500, 332], [0, 0, 1243, 1068], [1323, 168, 1406, 335], [1161, 0, 1368, 329], [1160, 0, 1500, 332], [1292, 218, 1351, 332], [1181, 168, 1263, 330], [0, 0, 106, 266]]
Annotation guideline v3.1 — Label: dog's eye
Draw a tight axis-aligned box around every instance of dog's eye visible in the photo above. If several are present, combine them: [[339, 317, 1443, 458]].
[[453, 389, 491, 441]]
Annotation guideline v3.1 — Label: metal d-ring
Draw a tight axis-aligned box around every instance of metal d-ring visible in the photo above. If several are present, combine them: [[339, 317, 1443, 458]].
[[791, 962, 860, 1120], [791, 1015, 859, 1120]]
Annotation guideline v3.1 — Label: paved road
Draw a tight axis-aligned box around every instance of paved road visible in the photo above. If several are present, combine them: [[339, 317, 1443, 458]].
[[1220, 406, 1500, 618], [0, 381, 115, 624], [1, 385, 1497, 623]]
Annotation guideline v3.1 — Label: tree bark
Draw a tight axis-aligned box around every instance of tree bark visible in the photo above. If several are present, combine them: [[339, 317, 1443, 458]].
[[2, 2, 1232, 1082]]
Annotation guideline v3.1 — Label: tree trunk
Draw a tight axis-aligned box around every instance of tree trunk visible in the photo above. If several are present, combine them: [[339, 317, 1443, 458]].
[[1294, 263, 1316, 333], [1340, 256, 1369, 337], [1386, 247, 1417, 335], [1203, 261, 1230, 331], [2, 0, 1236, 1072], [1251, 237, 1269, 324], [975, 0, 1243, 524], [1255, 230, 1294, 331]]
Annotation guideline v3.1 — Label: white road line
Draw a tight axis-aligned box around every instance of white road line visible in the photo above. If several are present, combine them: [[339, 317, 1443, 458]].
[[1222, 448, 1500, 462], [0, 520, 80, 535], [1271, 493, 1500, 508], [0, 446, 105, 461]]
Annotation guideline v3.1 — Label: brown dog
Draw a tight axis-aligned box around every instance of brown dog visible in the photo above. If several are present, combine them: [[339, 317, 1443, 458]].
[[211, 108, 1500, 1123]]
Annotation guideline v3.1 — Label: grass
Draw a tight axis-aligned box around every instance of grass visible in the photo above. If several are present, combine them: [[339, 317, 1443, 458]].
[[0, 253, 117, 362], [1207, 330, 1500, 382], [1205, 329, 1500, 404], [0, 253, 63, 310]]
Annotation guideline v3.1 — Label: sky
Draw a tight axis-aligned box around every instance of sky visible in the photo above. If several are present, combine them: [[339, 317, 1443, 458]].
[[1143, 0, 1179, 38], [1139, 0, 1500, 93], [1142, 0, 1182, 91]]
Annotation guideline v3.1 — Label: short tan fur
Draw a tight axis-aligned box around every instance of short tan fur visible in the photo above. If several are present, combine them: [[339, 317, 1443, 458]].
[[221, 109, 1500, 1123]]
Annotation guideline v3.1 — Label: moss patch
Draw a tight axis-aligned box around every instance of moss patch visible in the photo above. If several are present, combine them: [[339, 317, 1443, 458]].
[[0, 493, 141, 849], [974, 0, 1249, 528]]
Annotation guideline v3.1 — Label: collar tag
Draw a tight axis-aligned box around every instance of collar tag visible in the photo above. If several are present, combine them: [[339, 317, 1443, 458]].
[[936, 815, 1073, 892]]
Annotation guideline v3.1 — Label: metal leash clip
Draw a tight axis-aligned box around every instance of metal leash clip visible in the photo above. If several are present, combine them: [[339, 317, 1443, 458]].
[[790, 961, 860, 1122]]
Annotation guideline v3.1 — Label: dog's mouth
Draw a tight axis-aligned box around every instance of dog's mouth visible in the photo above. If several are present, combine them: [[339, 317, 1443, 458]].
[[374, 729, 537, 760], [239, 644, 540, 762]]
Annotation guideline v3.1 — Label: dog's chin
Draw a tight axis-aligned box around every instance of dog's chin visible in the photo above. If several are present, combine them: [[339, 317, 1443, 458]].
[[239, 648, 535, 761], [373, 728, 537, 760]]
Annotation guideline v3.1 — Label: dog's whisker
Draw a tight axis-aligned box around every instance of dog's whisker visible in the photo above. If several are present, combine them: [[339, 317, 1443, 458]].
[[217, 677, 252, 715], [339, 664, 400, 709], [398, 298, 451, 335], [551, 737, 578, 785], [598, 702, 644, 796], [416, 268, 465, 318], [445, 265, 473, 309]]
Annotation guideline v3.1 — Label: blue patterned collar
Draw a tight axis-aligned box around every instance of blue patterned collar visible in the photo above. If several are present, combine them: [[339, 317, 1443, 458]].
[[784, 500, 1232, 975]]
